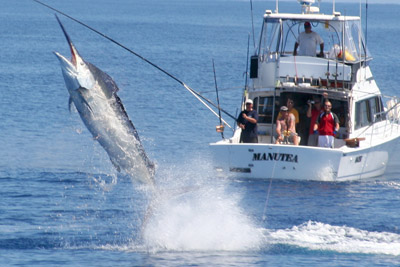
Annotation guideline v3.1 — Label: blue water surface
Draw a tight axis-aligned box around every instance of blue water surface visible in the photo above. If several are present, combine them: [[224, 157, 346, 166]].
[[1, 0, 400, 266]]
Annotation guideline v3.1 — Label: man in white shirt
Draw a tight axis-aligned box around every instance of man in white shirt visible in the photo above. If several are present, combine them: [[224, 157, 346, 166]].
[[293, 22, 324, 57]]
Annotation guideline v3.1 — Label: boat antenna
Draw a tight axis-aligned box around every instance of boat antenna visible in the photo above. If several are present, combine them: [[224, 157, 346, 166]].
[[250, 0, 256, 50], [212, 60, 225, 139], [33, 0, 236, 126], [333, 0, 335, 14], [365, 0, 368, 62]]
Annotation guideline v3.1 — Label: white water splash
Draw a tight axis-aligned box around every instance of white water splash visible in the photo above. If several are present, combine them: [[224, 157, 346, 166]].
[[141, 159, 264, 252], [89, 173, 118, 191], [264, 221, 400, 256]]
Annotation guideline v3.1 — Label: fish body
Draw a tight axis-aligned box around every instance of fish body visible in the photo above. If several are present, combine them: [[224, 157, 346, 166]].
[[54, 16, 154, 184]]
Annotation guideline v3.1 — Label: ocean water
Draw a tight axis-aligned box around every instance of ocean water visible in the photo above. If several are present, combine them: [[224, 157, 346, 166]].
[[1, 0, 400, 266]]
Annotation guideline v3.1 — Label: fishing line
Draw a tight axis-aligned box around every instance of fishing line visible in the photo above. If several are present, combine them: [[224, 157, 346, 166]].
[[262, 144, 280, 222], [200, 86, 243, 94], [261, 178, 273, 222], [33, 0, 237, 125]]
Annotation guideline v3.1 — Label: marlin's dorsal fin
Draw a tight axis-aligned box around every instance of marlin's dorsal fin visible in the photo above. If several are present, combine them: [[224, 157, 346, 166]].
[[87, 62, 119, 99]]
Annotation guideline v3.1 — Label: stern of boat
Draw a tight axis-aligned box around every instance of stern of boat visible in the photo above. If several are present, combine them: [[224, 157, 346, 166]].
[[210, 141, 343, 181]]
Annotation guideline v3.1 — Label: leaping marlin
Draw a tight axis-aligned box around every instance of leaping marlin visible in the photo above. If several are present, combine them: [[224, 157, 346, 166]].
[[54, 15, 155, 185]]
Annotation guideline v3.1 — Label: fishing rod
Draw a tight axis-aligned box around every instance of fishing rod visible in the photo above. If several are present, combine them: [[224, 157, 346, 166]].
[[33, 0, 236, 127], [212, 60, 225, 139]]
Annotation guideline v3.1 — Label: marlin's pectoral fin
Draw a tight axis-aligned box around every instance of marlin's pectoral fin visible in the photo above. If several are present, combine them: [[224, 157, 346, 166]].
[[77, 87, 93, 113]]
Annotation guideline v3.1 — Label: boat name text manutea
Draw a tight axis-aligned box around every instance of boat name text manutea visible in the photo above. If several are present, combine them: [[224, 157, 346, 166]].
[[253, 153, 298, 163]]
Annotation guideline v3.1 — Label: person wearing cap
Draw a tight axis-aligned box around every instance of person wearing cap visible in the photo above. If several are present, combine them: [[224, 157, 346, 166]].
[[237, 99, 259, 143], [293, 21, 324, 57], [306, 93, 329, 146], [277, 97, 299, 125], [276, 106, 299, 145], [306, 97, 323, 146]]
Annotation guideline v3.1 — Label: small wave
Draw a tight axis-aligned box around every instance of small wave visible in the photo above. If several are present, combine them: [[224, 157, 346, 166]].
[[0, 237, 63, 250], [378, 180, 400, 190], [264, 221, 400, 256]]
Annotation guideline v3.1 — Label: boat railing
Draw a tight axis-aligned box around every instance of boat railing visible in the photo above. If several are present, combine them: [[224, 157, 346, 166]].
[[383, 97, 400, 135]]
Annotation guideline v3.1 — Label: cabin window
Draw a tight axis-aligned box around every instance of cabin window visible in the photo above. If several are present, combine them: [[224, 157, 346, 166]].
[[355, 100, 370, 129], [255, 96, 279, 123], [355, 97, 384, 129], [372, 97, 386, 121]]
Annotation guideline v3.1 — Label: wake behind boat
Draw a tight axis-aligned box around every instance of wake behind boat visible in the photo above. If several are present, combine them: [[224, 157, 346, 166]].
[[210, 0, 400, 181]]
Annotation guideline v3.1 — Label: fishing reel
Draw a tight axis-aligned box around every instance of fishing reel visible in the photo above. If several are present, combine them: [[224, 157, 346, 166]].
[[216, 125, 225, 133], [283, 130, 292, 137]]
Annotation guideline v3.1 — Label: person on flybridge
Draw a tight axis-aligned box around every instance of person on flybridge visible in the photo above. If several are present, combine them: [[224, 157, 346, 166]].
[[293, 21, 324, 57]]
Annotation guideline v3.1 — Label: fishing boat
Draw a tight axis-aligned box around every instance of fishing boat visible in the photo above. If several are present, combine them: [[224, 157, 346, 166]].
[[210, 0, 400, 181]]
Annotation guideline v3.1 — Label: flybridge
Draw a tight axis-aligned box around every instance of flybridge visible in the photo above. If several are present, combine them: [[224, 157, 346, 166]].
[[251, 4, 370, 91]]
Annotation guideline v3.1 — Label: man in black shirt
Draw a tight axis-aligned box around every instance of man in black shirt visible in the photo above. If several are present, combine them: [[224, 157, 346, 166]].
[[237, 99, 259, 143]]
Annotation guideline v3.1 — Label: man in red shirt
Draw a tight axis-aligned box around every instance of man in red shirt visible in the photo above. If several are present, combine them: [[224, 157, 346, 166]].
[[313, 101, 340, 148]]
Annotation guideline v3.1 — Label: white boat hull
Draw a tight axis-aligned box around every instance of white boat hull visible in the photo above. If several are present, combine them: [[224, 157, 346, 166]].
[[210, 135, 400, 181]]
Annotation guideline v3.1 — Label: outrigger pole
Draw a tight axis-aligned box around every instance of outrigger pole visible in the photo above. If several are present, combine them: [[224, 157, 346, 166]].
[[242, 34, 251, 109], [33, 0, 235, 129], [212, 60, 225, 139], [249, 0, 256, 50]]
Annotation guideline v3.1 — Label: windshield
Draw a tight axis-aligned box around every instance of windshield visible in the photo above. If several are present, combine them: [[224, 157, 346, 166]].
[[259, 18, 370, 62]]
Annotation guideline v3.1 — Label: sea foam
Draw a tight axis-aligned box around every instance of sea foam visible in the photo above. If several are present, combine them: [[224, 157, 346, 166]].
[[264, 220, 400, 256], [141, 158, 264, 252]]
